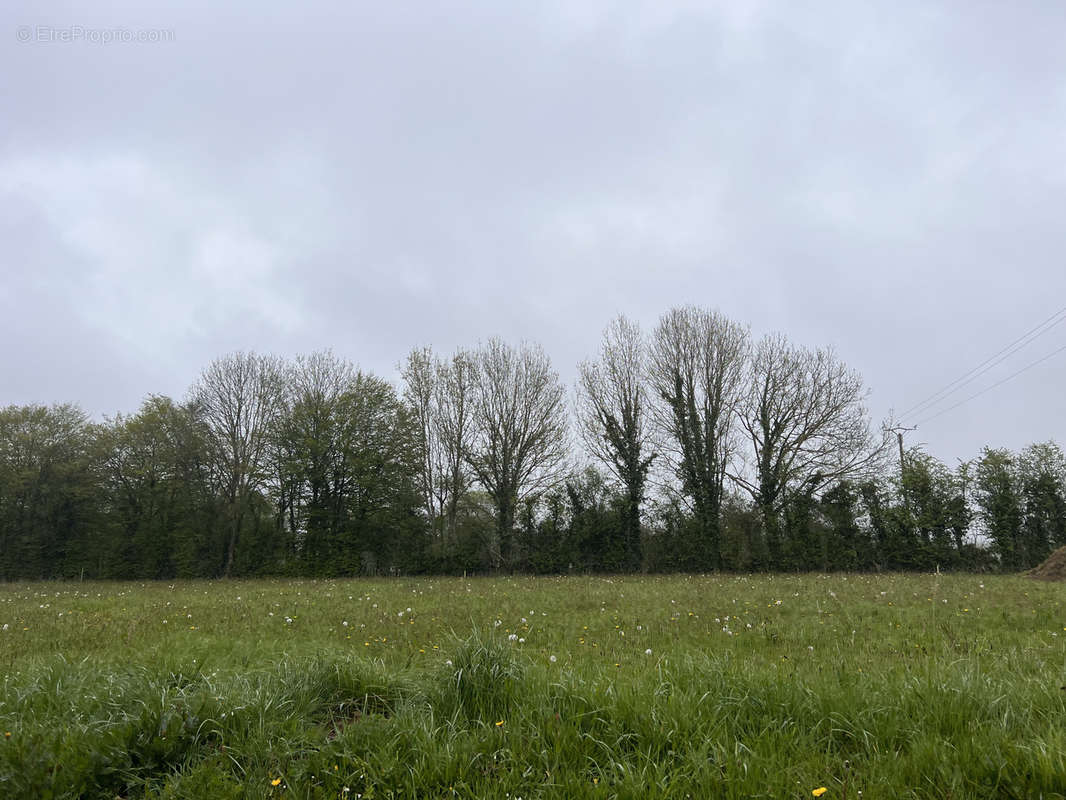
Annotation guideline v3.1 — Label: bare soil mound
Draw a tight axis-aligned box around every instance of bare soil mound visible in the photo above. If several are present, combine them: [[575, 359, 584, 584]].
[[1028, 546, 1066, 581]]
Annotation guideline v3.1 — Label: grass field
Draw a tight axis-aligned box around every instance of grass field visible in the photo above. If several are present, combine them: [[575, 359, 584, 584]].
[[2, 573, 1065, 799]]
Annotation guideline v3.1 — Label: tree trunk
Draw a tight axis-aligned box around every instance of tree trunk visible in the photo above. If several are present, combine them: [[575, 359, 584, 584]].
[[496, 495, 514, 570], [624, 489, 642, 571], [223, 497, 242, 577]]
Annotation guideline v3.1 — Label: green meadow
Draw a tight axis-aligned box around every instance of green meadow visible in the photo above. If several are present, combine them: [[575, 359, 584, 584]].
[[2, 574, 1065, 799]]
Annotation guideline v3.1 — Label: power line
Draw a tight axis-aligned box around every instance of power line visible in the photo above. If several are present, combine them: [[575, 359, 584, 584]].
[[900, 306, 1066, 420], [912, 340, 1066, 427], [899, 305, 1066, 421]]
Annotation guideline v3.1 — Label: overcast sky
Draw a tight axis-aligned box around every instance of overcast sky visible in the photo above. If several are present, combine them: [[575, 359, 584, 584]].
[[3, 0, 1064, 464]]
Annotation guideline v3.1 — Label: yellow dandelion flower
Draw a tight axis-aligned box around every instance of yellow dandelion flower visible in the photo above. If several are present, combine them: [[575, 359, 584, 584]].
[[495, 720, 504, 727], [812, 788, 827, 797], [271, 777, 282, 786]]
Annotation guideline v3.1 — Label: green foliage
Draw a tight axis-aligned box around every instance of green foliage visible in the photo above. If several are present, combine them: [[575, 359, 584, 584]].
[[273, 371, 425, 577], [1018, 442, 1066, 564], [1, 377, 1062, 577], [0, 404, 102, 580], [975, 448, 1025, 570], [102, 396, 225, 579]]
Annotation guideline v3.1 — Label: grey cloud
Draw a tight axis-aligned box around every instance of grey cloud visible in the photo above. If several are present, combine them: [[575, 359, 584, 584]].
[[2, 0, 1064, 459]]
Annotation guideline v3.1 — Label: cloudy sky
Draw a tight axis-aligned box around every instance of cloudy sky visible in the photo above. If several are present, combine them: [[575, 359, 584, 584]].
[[3, 0, 1064, 463]]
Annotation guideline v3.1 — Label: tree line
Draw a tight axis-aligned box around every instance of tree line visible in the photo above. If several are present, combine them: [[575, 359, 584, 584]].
[[1, 307, 1063, 580]]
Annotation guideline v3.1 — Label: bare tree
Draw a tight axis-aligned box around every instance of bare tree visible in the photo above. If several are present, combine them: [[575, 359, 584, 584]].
[[193, 351, 287, 576], [401, 347, 474, 548], [648, 306, 750, 569], [401, 347, 442, 527], [435, 350, 475, 544], [577, 315, 655, 570], [466, 338, 568, 568], [734, 333, 883, 559]]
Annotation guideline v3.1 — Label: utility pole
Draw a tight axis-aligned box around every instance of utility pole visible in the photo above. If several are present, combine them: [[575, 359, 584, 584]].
[[884, 424, 917, 509]]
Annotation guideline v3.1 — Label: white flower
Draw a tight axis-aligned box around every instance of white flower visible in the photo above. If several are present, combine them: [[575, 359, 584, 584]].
[[644, 648, 653, 655], [549, 655, 557, 663], [808, 645, 814, 651], [2, 624, 8, 631], [518, 637, 525, 643], [445, 660, 453, 666], [285, 617, 293, 624], [342, 621, 349, 627], [508, 633, 518, 641]]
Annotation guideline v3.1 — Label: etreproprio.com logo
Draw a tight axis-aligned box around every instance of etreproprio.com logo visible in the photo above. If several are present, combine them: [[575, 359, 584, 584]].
[[16, 25, 175, 44]]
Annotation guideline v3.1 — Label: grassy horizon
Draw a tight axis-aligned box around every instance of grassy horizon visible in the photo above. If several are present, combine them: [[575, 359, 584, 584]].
[[2, 573, 1065, 798]]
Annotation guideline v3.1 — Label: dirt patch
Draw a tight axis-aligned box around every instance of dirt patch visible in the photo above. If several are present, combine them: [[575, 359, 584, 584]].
[[1028, 546, 1066, 581]]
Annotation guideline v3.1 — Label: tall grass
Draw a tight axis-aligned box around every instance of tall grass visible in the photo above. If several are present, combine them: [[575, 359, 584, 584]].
[[2, 573, 1065, 798]]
